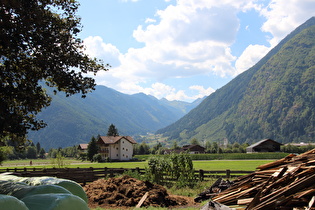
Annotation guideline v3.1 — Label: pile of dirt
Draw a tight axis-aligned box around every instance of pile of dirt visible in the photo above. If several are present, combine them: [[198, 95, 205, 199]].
[[83, 175, 196, 209]]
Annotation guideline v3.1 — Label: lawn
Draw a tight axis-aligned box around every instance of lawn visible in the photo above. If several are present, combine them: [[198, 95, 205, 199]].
[[1, 159, 273, 171], [193, 159, 273, 171]]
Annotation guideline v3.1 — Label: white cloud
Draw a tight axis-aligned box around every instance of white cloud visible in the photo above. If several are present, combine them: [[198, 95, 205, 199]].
[[189, 85, 215, 98], [84, 36, 121, 67], [260, 0, 315, 47], [120, 0, 139, 2], [82, 0, 315, 102], [145, 18, 156, 23], [235, 44, 270, 74], [131, 2, 243, 78]]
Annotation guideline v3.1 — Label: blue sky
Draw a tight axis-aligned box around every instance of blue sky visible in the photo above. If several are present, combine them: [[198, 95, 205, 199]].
[[77, 0, 315, 102]]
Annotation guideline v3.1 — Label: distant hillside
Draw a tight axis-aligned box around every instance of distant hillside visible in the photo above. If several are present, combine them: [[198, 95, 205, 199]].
[[157, 17, 315, 145], [28, 85, 203, 150]]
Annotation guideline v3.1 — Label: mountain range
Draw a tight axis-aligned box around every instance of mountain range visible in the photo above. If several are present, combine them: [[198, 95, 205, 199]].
[[28, 85, 203, 150], [157, 17, 315, 146]]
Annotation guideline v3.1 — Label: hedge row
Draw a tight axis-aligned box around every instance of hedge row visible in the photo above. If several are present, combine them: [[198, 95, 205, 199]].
[[134, 152, 290, 161]]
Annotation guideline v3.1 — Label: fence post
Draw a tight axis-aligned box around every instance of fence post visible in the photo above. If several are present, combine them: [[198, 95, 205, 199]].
[[199, 169, 204, 181], [226, 169, 231, 179], [104, 167, 108, 178]]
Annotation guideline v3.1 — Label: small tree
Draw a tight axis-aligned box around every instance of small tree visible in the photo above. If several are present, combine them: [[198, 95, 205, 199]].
[[171, 141, 180, 150], [51, 151, 66, 168], [36, 142, 41, 154], [39, 148, 46, 159], [87, 136, 98, 162], [190, 138, 200, 145], [26, 146, 37, 159], [145, 152, 196, 187], [107, 124, 119, 136]]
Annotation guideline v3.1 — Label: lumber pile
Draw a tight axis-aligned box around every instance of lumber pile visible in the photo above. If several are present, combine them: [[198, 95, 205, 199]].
[[195, 178, 233, 202], [211, 149, 315, 209]]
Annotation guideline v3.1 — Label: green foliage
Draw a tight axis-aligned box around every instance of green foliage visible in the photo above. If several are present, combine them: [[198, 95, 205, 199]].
[[92, 154, 102, 163], [189, 152, 289, 160], [145, 153, 196, 187], [150, 142, 164, 154], [51, 151, 67, 168], [135, 152, 289, 161], [157, 17, 315, 145], [48, 146, 78, 159], [122, 170, 144, 181], [0, 0, 108, 147], [87, 136, 98, 162], [134, 142, 150, 155], [39, 148, 46, 159], [281, 144, 315, 154], [78, 153, 87, 161], [26, 146, 37, 159], [190, 138, 200, 145], [107, 124, 119, 136], [36, 142, 41, 154], [0, 146, 13, 164]]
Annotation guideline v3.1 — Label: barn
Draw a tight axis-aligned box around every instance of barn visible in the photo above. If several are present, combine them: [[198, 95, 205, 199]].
[[246, 139, 282, 153]]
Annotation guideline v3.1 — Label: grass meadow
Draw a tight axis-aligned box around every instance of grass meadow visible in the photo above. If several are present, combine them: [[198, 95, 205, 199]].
[[0, 158, 274, 171]]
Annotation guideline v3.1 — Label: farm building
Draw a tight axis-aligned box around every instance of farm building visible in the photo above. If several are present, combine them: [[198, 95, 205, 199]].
[[97, 136, 137, 161], [77, 143, 88, 153], [182, 144, 205, 154], [246, 139, 282, 153]]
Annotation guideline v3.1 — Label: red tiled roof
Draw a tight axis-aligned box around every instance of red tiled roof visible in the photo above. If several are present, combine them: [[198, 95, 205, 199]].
[[78, 143, 88, 150], [98, 136, 137, 145]]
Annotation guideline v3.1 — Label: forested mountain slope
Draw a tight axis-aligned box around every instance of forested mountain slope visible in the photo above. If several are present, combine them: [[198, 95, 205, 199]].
[[156, 17, 315, 145], [28, 85, 202, 150]]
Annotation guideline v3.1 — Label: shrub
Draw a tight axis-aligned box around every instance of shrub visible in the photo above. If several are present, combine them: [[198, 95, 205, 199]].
[[145, 152, 196, 188], [92, 154, 102, 163]]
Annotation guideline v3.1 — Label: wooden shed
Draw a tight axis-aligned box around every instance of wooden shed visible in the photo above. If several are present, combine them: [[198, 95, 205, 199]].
[[246, 139, 282, 153]]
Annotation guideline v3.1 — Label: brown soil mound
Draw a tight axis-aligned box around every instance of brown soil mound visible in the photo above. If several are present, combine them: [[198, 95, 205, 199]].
[[84, 175, 196, 209]]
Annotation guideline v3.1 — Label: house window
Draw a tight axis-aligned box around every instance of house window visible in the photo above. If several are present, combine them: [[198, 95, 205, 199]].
[[123, 154, 125, 157], [123, 148, 125, 150], [123, 141, 124, 144], [126, 149, 128, 151], [117, 154, 118, 157]]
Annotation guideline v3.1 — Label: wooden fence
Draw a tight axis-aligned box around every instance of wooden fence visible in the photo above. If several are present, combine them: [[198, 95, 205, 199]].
[[0, 167, 254, 185]]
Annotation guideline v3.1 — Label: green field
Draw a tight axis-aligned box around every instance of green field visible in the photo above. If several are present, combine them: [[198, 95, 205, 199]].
[[0, 159, 273, 171], [193, 160, 272, 171]]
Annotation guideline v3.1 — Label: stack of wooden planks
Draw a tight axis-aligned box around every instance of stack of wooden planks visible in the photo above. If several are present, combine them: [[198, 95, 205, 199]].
[[211, 149, 315, 209]]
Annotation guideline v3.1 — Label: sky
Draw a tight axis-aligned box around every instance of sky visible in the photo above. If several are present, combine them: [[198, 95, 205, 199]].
[[77, 0, 315, 102]]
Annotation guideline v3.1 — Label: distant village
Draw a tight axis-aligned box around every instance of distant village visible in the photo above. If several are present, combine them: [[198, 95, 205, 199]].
[[78, 135, 315, 162]]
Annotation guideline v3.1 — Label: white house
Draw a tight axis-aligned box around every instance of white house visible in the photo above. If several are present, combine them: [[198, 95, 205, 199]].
[[97, 136, 137, 161]]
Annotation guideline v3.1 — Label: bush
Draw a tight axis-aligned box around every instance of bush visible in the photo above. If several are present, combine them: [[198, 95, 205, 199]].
[[145, 152, 196, 188], [92, 154, 102, 163]]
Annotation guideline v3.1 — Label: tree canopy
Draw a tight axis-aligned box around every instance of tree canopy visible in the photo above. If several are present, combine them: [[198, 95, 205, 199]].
[[0, 0, 108, 146], [107, 124, 119, 136], [87, 136, 98, 162]]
